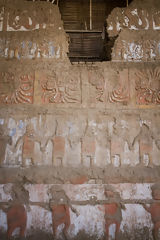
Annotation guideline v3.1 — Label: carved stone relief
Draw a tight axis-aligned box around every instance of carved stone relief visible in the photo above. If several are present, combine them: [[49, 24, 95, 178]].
[[107, 8, 159, 37], [0, 72, 34, 104], [112, 39, 159, 62], [135, 68, 160, 105], [109, 69, 130, 104], [37, 71, 81, 104], [6, 4, 62, 31], [88, 69, 105, 103], [0, 37, 60, 59]]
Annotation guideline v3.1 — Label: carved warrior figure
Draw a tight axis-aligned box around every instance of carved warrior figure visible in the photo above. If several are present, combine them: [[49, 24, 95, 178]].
[[111, 119, 131, 167], [41, 71, 80, 103], [0, 125, 12, 165], [48, 186, 78, 239], [2, 183, 30, 239], [100, 186, 124, 240], [143, 184, 160, 240], [81, 121, 96, 166], [132, 123, 153, 167], [135, 68, 160, 105], [0, 73, 34, 104], [15, 124, 41, 166], [41, 120, 65, 166]]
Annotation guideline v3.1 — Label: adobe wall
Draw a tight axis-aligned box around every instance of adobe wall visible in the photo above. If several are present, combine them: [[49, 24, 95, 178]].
[[0, 0, 160, 239]]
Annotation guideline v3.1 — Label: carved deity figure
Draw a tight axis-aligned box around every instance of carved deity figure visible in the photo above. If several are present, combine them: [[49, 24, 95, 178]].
[[48, 186, 78, 239], [2, 183, 30, 239], [0, 125, 12, 165], [41, 71, 80, 104], [103, 186, 124, 240], [143, 184, 160, 240], [132, 123, 153, 167]]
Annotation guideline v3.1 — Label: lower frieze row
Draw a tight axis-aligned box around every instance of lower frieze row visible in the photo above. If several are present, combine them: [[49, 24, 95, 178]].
[[0, 183, 159, 240]]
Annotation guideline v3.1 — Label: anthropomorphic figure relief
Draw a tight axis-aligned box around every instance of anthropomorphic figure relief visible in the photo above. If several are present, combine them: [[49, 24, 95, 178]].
[[104, 186, 125, 240], [0, 125, 12, 166], [48, 185, 79, 239], [42, 120, 65, 166], [2, 183, 30, 239], [81, 121, 96, 167], [41, 71, 81, 104], [143, 184, 160, 240], [132, 123, 153, 167], [15, 124, 41, 167], [110, 119, 131, 167]]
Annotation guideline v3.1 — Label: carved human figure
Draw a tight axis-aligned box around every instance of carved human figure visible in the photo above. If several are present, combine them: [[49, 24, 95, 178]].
[[104, 186, 124, 240], [110, 120, 130, 167], [40, 119, 66, 166], [48, 186, 78, 239], [15, 124, 41, 167], [0, 125, 12, 166], [81, 122, 96, 166], [143, 184, 160, 240], [3, 183, 30, 239], [132, 123, 153, 167]]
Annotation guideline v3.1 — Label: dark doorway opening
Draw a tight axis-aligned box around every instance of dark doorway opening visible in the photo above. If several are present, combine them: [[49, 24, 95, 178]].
[[59, 0, 133, 62]]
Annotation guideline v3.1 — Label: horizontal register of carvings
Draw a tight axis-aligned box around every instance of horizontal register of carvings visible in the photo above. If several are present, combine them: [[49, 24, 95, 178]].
[[107, 8, 160, 37], [0, 183, 160, 240], [0, 3, 62, 31], [0, 38, 61, 59], [112, 39, 160, 62], [0, 67, 160, 106], [0, 115, 159, 168]]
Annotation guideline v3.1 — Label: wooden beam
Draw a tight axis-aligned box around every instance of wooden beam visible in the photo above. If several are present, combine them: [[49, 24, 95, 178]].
[[90, 0, 92, 30], [126, 0, 128, 7]]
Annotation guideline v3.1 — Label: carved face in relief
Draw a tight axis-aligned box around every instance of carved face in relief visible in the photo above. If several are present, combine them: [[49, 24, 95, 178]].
[[43, 73, 57, 91]]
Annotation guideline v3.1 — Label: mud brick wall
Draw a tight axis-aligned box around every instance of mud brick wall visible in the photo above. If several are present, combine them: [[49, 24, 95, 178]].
[[0, 0, 160, 239]]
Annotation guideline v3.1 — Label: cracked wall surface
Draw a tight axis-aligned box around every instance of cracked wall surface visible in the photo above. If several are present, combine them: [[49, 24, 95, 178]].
[[0, 0, 160, 239]]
